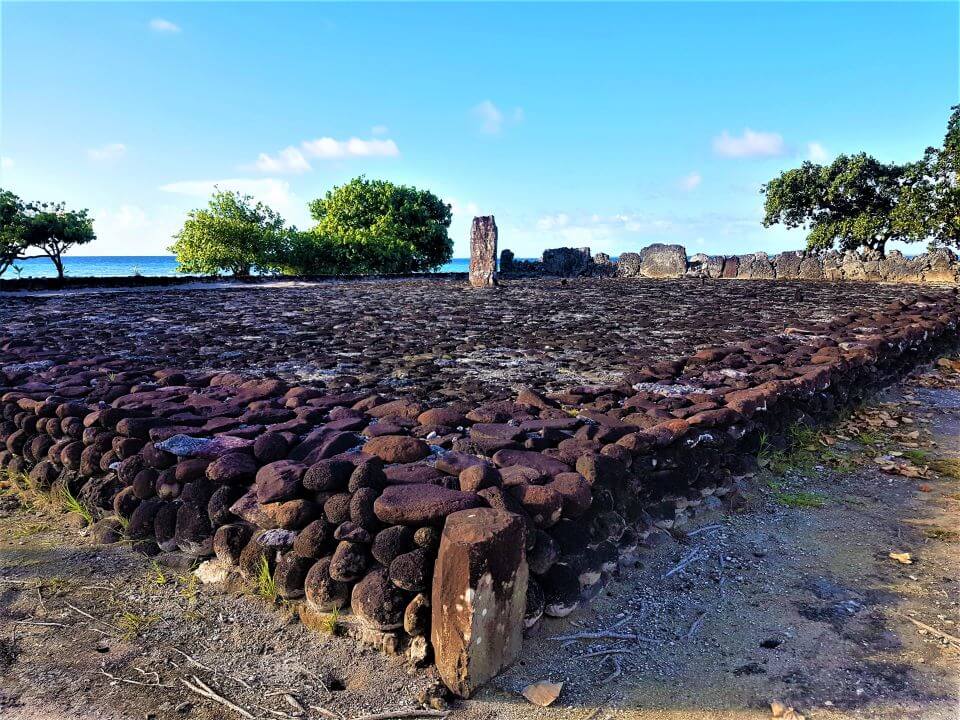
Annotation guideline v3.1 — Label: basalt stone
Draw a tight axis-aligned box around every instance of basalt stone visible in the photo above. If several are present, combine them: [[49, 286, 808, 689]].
[[304, 556, 350, 612], [350, 487, 380, 531], [366, 399, 425, 420], [616, 252, 642, 277], [371, 525, 415, 566], [253, 432, 290, 463], [524, 578, 546, 629], [431, 508, 527, 698], [176, 502, 214, 556], [469, 215, 498, 288], [637, 243, 688, 279], [92, 517, 124, 545], [348, 458, 387, 492], [127, 498, 164, 540], [328, 540, 369, 582], [333, 521, 371, 543], [413, 526, 441, 552], [363, 435, 430, 464], [550, 518, 591, 554], [274, 552, 313, 599], [547, 472, 592, 517], [206, 452, 258, 485], [352, 567, 408, 631], [508, 484, 562, 528], [255, 460, 306, 504], [541, 562, 580, 617], [213, 522, 254, 565], [374, 484, 484, 526], [303, 459, 353, 492], [499, 465, 546, 487], [435, 451, 485, 476], [28, 460, 59, 490], [174, 458, 211, 484], [417, 407, 467, 427], [180, 478, 217, 508], [132, 468, 159, 499], [207, 485, 242, 527], [324, 493, 353, 525], [239, 537, 275, 581], [118, 454, 146, 485], [389, 548, 433, 592], [491, 449, 570, 476], [154, 501, 181, 552], [260, 499, 321, 530], [458, 463, 501, 493], [384, 463, 446, 485], [404, 593, 431, 637], [141, 442, 176, 470], [293, 517, 335, 559], [527, 529, 559, 575], [60, 441, 84, 470], [113, 485, 141, 519]]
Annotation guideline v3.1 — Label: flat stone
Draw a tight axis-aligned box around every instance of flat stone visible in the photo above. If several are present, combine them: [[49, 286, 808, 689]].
[[374, 484, 484, 526]]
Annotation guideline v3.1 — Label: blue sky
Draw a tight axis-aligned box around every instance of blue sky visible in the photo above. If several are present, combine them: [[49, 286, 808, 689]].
[[1, 2, 957, 258]]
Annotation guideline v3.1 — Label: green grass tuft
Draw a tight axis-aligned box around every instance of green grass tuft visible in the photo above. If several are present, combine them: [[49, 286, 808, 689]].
[[55, 484, 93, 525], [255, 555, 278, 603], [774, 491, 827, 508]]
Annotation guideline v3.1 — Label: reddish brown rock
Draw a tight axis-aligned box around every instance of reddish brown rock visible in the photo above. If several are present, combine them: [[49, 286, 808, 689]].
[[432, 508, 527, 698], [255, 460, 306, 504], [373, 484, 484, 526], [362, 435, 430, 464]]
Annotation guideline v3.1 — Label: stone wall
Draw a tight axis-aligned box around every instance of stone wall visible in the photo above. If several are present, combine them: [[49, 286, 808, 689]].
[[499, 245, 960, 284], [2, 291, 960, 695]]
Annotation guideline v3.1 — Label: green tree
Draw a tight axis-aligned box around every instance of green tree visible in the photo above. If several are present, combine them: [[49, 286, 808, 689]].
[[308, 177, 453, 273], [762, 153, 908, 257], [169, 189, 289, 276], [0, 190, 29, 277], [0, 190, 95, 279], [897, 105, 960, 250]]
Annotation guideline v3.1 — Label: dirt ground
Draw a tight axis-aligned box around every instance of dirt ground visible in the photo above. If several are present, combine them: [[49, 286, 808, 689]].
[[1, 360, 958, 720]]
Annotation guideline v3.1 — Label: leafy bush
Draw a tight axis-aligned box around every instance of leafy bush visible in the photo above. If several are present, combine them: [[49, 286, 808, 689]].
[[169, 189, 289, 276], [308, 176, 452, 273]]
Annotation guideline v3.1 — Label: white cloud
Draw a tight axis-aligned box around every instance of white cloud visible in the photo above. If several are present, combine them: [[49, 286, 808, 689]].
[[713, 129, 785, 158], [159, 177, 309, 226], [447, 198, 481, 220], [371, 125, 389, 136], [150, 18, 181, 33], [807, 141, 829, 162], [301, 137, 399, 159], [472, 100, 524, 135], [87, 143, 127, 162], [253, 146, 311, 174], [249, 136, 399, 173], [679, 172, 702, 191], [1, 156, 13, 170]]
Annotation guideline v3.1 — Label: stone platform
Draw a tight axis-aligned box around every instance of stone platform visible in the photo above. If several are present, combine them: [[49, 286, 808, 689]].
[[2, 278, 959, 695]]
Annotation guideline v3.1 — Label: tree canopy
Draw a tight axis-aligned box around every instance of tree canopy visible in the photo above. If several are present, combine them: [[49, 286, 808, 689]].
[[307, 177, 453, 273], [0, 190, 95, 278], [762, 105, 959, 256], [168, 189, 290, 276]]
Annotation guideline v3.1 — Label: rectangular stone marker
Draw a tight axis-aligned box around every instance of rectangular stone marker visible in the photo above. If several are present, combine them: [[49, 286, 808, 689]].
[[469, 216, 498, 288], [431, 508, 527, 697]]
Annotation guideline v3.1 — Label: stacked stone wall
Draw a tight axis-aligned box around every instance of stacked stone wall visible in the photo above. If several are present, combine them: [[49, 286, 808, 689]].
[[2, 289, 959, 694]]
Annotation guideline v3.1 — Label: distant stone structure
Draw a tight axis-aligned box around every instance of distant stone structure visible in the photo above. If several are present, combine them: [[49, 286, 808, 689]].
[[496, 244, 960, 284], [469, 216, 498, 288]]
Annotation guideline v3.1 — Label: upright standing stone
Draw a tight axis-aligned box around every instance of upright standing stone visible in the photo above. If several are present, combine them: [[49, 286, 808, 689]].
[[469, 216, 498, 288], [431, 508, 527, 697]]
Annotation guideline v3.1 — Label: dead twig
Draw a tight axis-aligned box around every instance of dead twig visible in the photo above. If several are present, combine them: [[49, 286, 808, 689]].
[[685, 524, 723, 537], [550, 630, 655, 643], [686, 611, 707, 638], [896, 613, 960, 647], [601, 655, 622, 684], [14, 620, 67, 628], [310, 705, 344, 720], [664, 547, 704, 578], [348, 712, 449, 720], [181, 675, 255, 719], [99, 669, 172, 688], [573, 648, 636, 659]]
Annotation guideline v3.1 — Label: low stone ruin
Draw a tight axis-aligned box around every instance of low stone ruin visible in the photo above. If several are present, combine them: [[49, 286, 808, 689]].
[[499, 244, 960, 284], [2, 287, 959, 696]]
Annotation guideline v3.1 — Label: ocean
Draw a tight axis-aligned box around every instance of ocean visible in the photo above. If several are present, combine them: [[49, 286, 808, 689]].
[[0, 256, 487, 279]]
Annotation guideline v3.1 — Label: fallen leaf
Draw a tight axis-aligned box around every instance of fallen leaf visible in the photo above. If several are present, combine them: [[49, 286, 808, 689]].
[[889, 551, 913, 565], [918, 484, 933, 492], [522, 681, 563, 707], [770, 700, 806, 720]]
